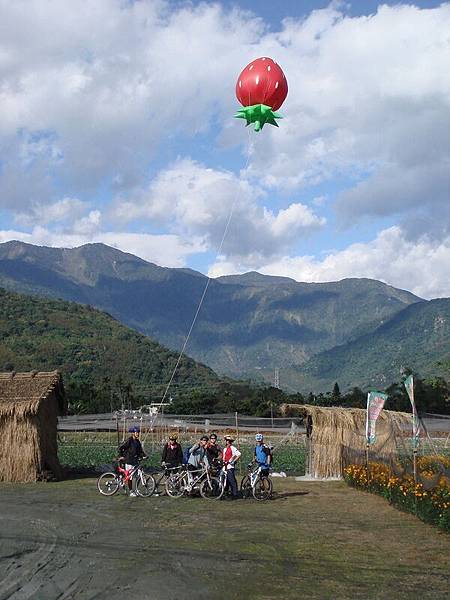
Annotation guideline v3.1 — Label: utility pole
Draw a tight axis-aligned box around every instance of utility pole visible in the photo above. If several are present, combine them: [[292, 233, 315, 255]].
[[274, 368, 280, 389]]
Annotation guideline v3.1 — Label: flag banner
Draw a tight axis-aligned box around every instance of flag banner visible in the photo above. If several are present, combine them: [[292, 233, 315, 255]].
[[404, 374, 420, 448], [366, 391, 388, 444]]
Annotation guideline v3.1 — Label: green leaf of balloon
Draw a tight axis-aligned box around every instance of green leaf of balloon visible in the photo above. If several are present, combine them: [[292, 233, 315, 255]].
[[234, 104, 283, 131]]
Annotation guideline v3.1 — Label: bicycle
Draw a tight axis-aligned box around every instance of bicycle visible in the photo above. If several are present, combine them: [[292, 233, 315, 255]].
[[240, 463, 273, 501], [97, 461, 155, 497], [165, 464, 222, 499], [147, 464, 182, 497]]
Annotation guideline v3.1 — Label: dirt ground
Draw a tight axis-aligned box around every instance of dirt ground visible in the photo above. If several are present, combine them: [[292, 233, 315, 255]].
[[0, 478, 449, 600]]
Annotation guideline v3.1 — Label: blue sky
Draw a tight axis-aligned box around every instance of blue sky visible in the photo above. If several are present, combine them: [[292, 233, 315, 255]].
[[0, 0, 449, 298]]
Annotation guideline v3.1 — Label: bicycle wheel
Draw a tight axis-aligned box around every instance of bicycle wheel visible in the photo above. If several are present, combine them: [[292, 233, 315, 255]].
[[253, 476, 272, 501], [154, 470, 173, 496], [97, 472, 120, 496], [199, 477, 224, 500], [136, 473, 156, 497], [240, 475, 252, 499], [165, 473, 186, 498]]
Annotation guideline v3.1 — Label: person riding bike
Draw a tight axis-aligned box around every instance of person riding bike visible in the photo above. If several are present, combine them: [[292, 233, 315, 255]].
[[118, 426, 148, 497], [161, 433, 183, 470], [253, 433, 272, 476], [222, 435, 241, 500]]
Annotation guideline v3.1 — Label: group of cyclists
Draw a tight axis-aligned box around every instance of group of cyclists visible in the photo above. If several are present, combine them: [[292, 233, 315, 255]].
[[118, 426, 273, 499]]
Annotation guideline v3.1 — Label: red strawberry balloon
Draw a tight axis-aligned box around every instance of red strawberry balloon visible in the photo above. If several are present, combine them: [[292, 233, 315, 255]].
[[235, 57, 288, 131]]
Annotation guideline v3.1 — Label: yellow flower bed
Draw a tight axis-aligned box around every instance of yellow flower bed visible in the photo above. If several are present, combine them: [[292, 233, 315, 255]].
[[344, 458, 450, 532]]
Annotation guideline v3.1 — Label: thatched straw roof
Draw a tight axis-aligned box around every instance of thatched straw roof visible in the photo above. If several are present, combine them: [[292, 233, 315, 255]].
[[280, 403, 412, 429], [280, 404, 412, 478], [0, 371, 66, 418]]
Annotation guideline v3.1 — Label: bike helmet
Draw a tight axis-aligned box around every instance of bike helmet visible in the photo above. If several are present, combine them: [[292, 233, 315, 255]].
[[168, 433, 178, 441], [255, 433, 264, 442], [128, 426, 140, 433], [224, 435, 234, 443]]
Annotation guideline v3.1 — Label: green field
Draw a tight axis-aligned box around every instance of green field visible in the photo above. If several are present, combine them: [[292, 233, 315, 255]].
[[58, 432, 307, 474]]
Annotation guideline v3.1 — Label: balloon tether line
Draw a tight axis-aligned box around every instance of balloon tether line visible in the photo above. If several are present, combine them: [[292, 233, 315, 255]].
[[141, 129, 254, 442]]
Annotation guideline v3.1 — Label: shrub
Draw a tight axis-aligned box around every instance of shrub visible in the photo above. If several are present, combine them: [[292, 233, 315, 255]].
[[344, 461, 450, 533]]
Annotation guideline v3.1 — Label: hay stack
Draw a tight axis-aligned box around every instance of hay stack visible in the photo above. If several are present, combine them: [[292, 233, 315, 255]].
[[281, 404, 411, 479], [0, 371, 67, 482]]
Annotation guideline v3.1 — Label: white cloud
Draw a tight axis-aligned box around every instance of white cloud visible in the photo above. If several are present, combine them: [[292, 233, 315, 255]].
[[0, 0, 263, 206], [246, 3, 450, 241], [111, 158, 325, 259], [14, 197, 86, 227], [0, 1, 448, 297], [1, 2, 448, 212], [209, 226, 450, 299], [72, 210, 101, 235]]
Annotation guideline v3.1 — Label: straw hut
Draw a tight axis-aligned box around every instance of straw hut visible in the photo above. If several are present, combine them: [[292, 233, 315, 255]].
[[0, 371, 67, 482], [281, 404, 412, 479]]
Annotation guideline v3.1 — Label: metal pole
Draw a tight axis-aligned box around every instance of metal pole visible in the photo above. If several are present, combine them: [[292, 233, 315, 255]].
[[366, 442, 370, 486], [270, 403, 274, 429], [413, 448, 418, 484]]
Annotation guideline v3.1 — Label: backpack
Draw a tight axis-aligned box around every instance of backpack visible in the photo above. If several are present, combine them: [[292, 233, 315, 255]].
[[266, 445, 274, 466], [182, 446, 191, 465], [256, 444, 273, 466]]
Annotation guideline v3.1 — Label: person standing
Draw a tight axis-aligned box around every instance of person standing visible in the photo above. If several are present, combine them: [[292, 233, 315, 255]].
[[188, 435, 209, 470], [206, 433, 222, 464], [161, 433, 183, 469], [185, 435, 209, 485], [222, 435, 241, 500], [254, 433, 272, 476], [118, 426, 148, 497]]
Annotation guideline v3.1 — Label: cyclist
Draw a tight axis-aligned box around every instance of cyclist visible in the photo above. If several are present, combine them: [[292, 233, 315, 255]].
[[254, 433, 272, 476], [206, 433, 222, 477], [161, 433, 183, 470], [222, 435, 241, 500], [187, 435, 209, 469], [118, 426, 148, 497], [206, 433, 222, 463], [185, 435, 209, 485]]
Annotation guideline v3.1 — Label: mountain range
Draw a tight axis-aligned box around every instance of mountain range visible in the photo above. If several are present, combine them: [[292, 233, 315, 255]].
[[283, 297, 450, 392], [0, 240, 448, 392]]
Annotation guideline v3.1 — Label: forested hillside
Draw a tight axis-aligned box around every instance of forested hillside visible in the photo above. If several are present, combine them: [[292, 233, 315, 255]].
[[1, 287, 448, 414], [283, 298, 450, 394], [0, 288, 221, 413]]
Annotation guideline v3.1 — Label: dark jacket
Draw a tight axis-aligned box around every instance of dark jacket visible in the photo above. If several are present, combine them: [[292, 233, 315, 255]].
[[206, 442, 222, 464], [119, 437, 146, 466], [161, 442, 183, 466]]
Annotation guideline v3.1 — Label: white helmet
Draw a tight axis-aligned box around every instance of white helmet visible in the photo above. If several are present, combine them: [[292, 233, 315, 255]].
[[255, 433, 263, 442]]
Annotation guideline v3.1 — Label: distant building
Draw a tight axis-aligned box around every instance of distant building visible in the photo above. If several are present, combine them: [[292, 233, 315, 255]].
[[0, 371, 67, 482]]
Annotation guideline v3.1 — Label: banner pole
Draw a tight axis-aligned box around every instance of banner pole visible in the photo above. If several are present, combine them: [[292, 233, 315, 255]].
[[366, 442, 370, 486], [365, 393, 370, 485], [413, 448, 418, 484]]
